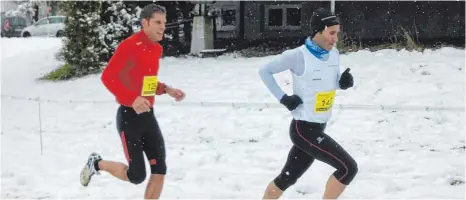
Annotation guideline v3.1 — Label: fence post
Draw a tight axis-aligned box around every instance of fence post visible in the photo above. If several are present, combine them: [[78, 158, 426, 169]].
[[38, 97, 43, 155]]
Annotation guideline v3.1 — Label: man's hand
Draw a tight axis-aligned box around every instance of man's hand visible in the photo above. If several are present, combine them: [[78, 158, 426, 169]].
[[280, 94, 303, 111], [339, 68, 354, 90], [132, 96, 151, 114], [166, 86, 185, 102]]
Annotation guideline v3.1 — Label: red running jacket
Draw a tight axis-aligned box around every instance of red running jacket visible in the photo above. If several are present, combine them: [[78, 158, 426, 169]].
[[101, 31, 167, 107]]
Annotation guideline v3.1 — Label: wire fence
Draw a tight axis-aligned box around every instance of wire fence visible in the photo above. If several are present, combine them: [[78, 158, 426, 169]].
[[2, 94, 464, 155], [2, 94, 464, 112]]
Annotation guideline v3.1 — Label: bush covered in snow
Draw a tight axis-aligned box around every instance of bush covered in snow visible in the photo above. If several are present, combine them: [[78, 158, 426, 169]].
[[54, 1, 102, 80], [48, 1, 140, 80], [99, 1, 139, 63]]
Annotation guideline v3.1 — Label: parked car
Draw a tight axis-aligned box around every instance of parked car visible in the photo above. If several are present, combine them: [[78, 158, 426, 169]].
[[21, 16, 66, 37], [1, 15, 28, 37]]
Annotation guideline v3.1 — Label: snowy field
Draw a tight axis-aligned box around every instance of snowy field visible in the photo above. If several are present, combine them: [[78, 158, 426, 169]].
[[1, 37, 465, 199]]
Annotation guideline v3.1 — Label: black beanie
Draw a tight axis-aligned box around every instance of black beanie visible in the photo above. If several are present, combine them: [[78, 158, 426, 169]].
[[310, 7, 340, 38]]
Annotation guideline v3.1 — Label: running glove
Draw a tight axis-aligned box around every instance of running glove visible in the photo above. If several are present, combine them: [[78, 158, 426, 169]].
[[280, 94, 303, 111], [339, 68, 354, 90]]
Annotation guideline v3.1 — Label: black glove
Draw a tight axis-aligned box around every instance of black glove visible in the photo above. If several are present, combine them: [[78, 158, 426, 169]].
[[339, 68, 354, 90], [280, 94, 303, 111]]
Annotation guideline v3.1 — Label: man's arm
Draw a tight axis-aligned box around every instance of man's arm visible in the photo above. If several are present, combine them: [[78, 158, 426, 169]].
[[101, 41, 139, 104], [155, 82, 167, 95], [154, 44, 168, 96], [258, 49, 303, 101]]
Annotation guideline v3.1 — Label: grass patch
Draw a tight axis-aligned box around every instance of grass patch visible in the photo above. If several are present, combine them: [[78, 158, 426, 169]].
[[337, 26, 426, 54], [450, 179, 465, 186], [40, 63, 77, 81], [400, 26, 424, 52], [336, 31, 360, 54]]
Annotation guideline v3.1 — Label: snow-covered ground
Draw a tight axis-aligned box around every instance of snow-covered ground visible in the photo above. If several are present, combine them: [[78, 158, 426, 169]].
[[1, 37, 465, 199]]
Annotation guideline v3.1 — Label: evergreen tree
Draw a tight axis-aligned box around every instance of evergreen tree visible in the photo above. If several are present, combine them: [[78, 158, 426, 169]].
[[56, 1, 103, 78], [98, 0, 139, 63], [98, 1, 196, 58]]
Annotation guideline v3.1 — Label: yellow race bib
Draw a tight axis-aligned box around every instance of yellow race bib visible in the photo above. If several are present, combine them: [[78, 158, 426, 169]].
[[314, 90, 335, 113], [141, 76, 158, 96]]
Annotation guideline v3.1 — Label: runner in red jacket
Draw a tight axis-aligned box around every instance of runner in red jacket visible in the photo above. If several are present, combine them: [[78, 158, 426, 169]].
[[100, 30, 167, 108], [79, 4, 185, 199]]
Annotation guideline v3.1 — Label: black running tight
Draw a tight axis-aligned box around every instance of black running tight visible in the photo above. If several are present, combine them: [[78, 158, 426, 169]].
[[116, 105, 167, 184], [274, 119, 358, 191]]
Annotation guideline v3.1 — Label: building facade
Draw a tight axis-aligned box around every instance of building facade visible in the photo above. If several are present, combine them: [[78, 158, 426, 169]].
[[207, 1, 465, 46]]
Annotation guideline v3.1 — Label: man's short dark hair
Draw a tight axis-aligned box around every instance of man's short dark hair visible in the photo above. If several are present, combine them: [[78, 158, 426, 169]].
[[139, 4, 166, 21]]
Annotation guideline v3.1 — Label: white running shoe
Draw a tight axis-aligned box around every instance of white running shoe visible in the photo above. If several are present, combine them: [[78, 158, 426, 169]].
[[80, 152, 102, 187]]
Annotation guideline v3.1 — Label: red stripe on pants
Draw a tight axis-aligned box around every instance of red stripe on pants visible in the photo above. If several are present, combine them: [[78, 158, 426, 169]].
[[120, 131, 130, 162]]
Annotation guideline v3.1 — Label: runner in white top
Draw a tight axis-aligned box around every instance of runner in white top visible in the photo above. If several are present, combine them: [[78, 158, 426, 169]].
[[259, 7, 357, 199]]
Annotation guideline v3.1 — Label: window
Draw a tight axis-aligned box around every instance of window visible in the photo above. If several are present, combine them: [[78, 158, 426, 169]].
[[265, 4, 302, 30], [49, 17, 64, 24], [36, 19, 49, 25], [286, 8, 301, 26], [214, 5, 237, 31], [268, 9, 283, 26], [222, 8, 236, 26], [7, 17, 26, 26]]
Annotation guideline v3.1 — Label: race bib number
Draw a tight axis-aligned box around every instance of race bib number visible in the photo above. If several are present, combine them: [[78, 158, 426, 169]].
[[315, 90, 335, 113], [141, 76, 158, 96]]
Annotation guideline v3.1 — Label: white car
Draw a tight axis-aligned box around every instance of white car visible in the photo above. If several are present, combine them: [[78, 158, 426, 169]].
[[21, 16, 66, 37]]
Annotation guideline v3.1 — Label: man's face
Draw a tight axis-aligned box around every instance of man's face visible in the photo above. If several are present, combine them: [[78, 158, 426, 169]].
[[142, 12, 166, 42], [317, 25, 340, 50]]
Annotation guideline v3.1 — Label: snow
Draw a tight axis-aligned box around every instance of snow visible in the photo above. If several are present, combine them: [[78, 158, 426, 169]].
[[1, 37, 465, 199]]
